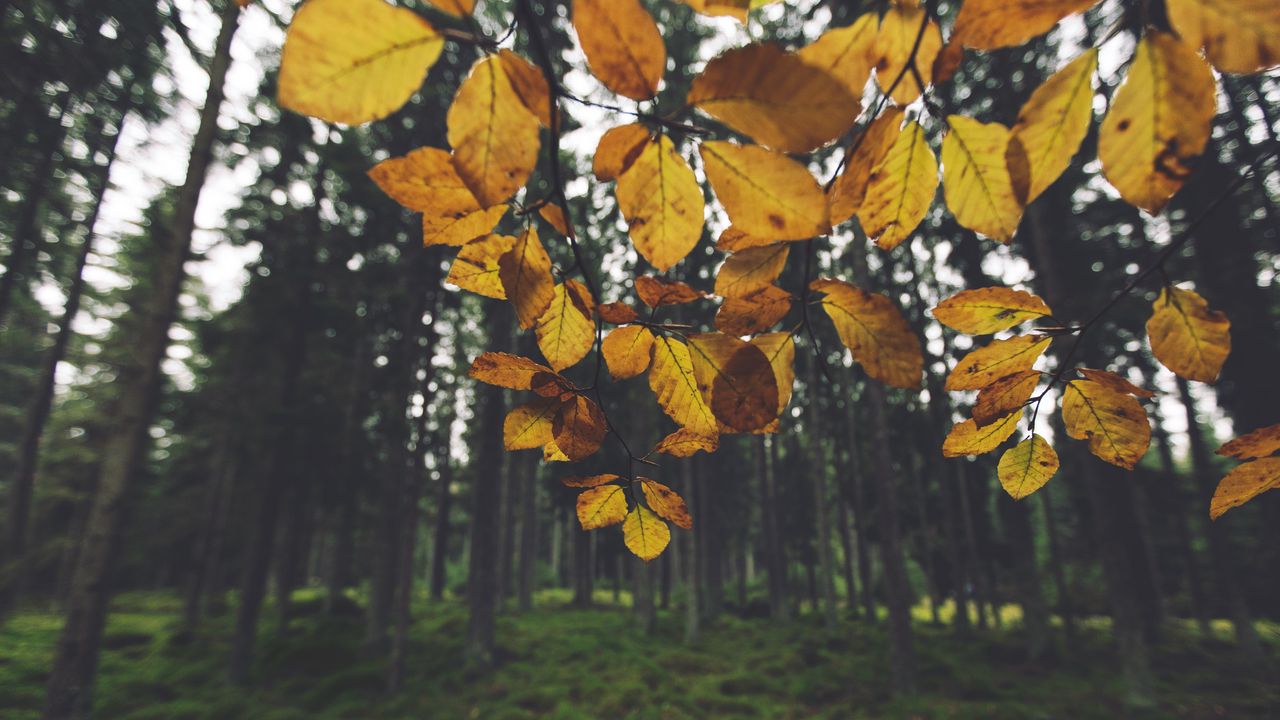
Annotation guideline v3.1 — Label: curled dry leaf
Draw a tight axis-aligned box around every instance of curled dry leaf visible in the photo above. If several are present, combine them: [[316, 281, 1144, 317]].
[[635, 275, 704, 308], [640, 478, 693, 530], [552, 395, 608, 462], [598, 301, 640, 324], [469, 352, 553, 389], [562, 473, 621, 488], [531, 371, 577, 401], [1217, 423, 1280, 461], [1075, 368, 1154, 399], [1210, 457, 1280, 520], [652, 429, 719, 458]]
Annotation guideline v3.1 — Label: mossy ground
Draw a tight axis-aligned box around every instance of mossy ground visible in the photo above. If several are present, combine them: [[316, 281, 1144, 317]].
[[2, 590, 1276, 719]]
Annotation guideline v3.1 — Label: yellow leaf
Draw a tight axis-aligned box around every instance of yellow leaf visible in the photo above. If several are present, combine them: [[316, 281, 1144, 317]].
[[497, 50, 552, 127], [422, 205, 507, 248], [1210, 457, 1280, 519], [1166, 0, 1280, 74], [688, 333, 780, 433], [623, 505, 671, 562], [689, 43, 860, 154], [1098, 32, 1217, 213], [941, 116, 1024, 242], [469, 352, 554, 389], [931, 286, 1052, 334], [577, 485, 627, 529], [553, 395, 607, 462], [700, 141, 830, 241], [997, 434, 1059, 500], [951, 0, 1098, 50], [676, 0, 782, 22], [811, 278, 923, 390], [750, 332, 796, 414], [716, 226, 780, 253], [829, 107, 904, 225], [424, 0, 473, 17], [367, 146, 478, 216], [1062, 379, 1151, 469], [617, 135, 705, 271], [1217, 423, 1280, 461], [972, 369, 1040, 427], [447, 55, 541, 206], [860, 120, 938, 251], [652, 429, 719, 458], [594, 124, 652, 182], [1008, 49, 1097, 203], [563, 473, 621, 488], [573, 0, 665, 101], [649, 335, 719, 438], [715, 245, 790, 298], [1146, 286, 1231, 383], [602, 325, 655, 380], [715, 285, 792, 337], [796, 14, 878, 99], [499, 227, 556, 330], [945, 335, 1051, 391], [278, 0, 443, 125], [446, 234, 516, 298], [503, 398, 559, 450], [1075, 368, 1154, 399], [536, 281, 596, 372], [635, 276, 704, 308], [942, 411, 1022, 457], [872, 3, 942, 104], [543, 441, 570, 462], [537, 203, 571, 237], [640, 478, 693, 530]]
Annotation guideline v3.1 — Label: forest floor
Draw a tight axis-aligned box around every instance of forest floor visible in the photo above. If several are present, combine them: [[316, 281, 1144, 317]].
[[1, 590, 1277, 719]]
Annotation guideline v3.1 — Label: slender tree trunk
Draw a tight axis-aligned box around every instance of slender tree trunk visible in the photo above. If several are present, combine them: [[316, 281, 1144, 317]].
[[429, 454, 454, 602], [570, 511, 592, 608], [757, 436, 789, 622], [1038, 488, 1075, 642], [1150, 404, 1212, 638], [844, 411, 875, 624], [806, 355, 839, 630], [41, 7, 240, 715], [998, 493, 1050, 659], [906, 459, 942, 626], [180, 423, 236, 632], [683, 458, 700, 643], [836, 498, 857, 615], [517, 454, 539, 612]]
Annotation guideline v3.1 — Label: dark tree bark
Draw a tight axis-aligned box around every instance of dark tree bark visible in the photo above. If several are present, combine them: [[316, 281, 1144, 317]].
[[428, 452, 454, 602], [1038, 488, 1075, 641], [41, 6, 240, 715], [757, 436, 790, 622], [805, 353, 839, 630], [517, 453, 539, 612]]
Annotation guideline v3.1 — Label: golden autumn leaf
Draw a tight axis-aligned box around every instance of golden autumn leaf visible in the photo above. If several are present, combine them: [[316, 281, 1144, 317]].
[[640, 478, 693, 530], [716, 226, 780, 253], [469, 352, 554, 389], [677, 0, 782, 22], [945, 335, 1051, 391], [829, 107, 904, 226], [1217, 423, 1280, 461], [715, 245, 789, 298], [598, 301, 640, 324], [1098, 32, 1216, 214], [424, 0, 473, 17], [1210, 457, 1280, 519], [941, 116, 1024, 242], [563, 473, 620, 488], [951, 0, 1098, 50], [593, 124, 652, 182], [499, 227, 556, 330], [688, 43, 860, 154], [931, 38, 965, 85], [623, 505, 670, 561], [650, 335, 719, 438], [1008, 49, 1097, 203], [577, 485, 627, 529], [367, 146, 478, 216], [942, 411, 1022, 457], [750, 332, 796, 414], [715, 285, 792, 337], [871, 3, 942, 104], [701, 141, 830, 241], [553, 395, 608, 461], [422, 205, 508, 248], [1166, 0, 1280, 74], [796, 14, 878, 99], [616, 135, 705, 271], [1146, 286, 1231, 383], [1076, 368, 1154, 399], [652, 429, 719, 458], [860, 120, 938, 251], [447, 55, 540, 206], [998, 434, 1059, 500], [446, 234, 516, 298], [543, 440, 570, 462], [503, 399, 559, 450], [496, 50, 552, 127], [277, 0, 443, 125], [931, 286, 1052, 334], [531, 371, 577, 401], [811, 278, 923, 390], [635, 276, 704, 308], [1062, 379, 1151, 469], [602, 325, 655, 380], [573, 0, 665, 101], [537, 203, 571, 237], [972, 369, 1040, 427], [536, 281, 595, 372], [688, 333, 780, 433]]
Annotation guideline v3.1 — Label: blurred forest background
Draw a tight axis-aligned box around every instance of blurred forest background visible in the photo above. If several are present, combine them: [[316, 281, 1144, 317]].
[[1, 0, 1278, 718]]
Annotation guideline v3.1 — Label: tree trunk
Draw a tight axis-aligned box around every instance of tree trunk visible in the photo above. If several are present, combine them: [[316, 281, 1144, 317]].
[[1150, 403, 1212, 638], [997, 493, 1050, 659], [429, 453, 454, 602], [41, 6, 240, 715], [805, 354, 839, 630], [1038, 487, 1075, 642], [517, 453, 539, 612], [683, 458, 700, 643], [757, 436, 789, 622]]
